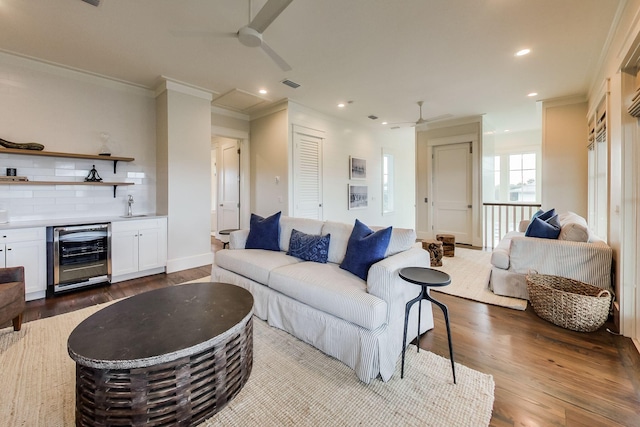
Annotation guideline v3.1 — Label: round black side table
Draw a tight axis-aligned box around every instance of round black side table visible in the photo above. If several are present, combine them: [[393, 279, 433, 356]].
[[399, 266, 456, 383], [218, 228, 240, 249]]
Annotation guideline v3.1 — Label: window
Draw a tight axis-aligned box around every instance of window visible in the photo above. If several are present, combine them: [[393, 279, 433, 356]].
[[382, 151, 394, 214], [487, 151, 540, 203], [508, 153, 536, 202]]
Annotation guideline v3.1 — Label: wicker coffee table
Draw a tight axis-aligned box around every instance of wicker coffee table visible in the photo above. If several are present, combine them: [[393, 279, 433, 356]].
[[68, 282, 254, 427]]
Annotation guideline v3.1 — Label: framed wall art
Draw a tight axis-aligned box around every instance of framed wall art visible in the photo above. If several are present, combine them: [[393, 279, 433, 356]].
[[349, 156, 367, 180], [348, 184, 368, 210]]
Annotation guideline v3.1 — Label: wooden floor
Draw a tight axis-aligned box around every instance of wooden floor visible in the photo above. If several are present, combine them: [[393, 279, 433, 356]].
[[12, 238, 640, 426]]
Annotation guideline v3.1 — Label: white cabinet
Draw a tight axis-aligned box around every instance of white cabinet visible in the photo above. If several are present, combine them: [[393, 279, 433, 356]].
[[0, 227, 46, 301], [111, 218, 167, 282]]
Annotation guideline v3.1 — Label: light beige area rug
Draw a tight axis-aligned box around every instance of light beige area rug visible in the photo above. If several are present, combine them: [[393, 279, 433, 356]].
[[431, 247, 528, 310], [0, 301, 495, 427]]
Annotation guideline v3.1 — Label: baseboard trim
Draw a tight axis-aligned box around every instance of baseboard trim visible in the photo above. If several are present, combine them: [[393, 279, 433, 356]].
[[166, 252, 213, 273]]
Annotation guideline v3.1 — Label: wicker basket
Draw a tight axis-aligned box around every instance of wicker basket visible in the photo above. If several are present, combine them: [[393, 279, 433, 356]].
[[526, 274, 612, 332]]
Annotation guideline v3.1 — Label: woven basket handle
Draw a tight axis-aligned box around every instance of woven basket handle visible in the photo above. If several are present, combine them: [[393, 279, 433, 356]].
[[597, 289, 611, 299], [527, 269, 539, 275]]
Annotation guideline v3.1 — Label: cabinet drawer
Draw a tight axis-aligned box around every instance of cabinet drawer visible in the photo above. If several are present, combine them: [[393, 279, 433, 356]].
[[0, 227, 46, 243], [111, 218, 161, 232]]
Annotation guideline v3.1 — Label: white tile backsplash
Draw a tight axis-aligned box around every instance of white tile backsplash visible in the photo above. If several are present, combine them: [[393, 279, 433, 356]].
[[0, 153, 153, 222]]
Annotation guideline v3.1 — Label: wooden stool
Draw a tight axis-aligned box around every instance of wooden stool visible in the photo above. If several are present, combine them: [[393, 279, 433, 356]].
[[421, 239, 443, 267], [436, 234, 455, 257]]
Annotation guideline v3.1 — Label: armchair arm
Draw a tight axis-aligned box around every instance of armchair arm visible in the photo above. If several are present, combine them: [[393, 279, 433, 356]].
[[0, 266, 25, 284], [509, 236, 612, 290]]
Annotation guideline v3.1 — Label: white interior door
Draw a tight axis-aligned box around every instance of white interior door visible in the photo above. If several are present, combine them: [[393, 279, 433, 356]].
[[433, 142, 472, 244], [293, 128, 323, 219], [217, 139, 240, 231]]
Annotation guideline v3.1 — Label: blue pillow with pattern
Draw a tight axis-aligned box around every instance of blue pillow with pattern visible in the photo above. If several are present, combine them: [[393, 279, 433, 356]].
[[287, 229, 331, 263]]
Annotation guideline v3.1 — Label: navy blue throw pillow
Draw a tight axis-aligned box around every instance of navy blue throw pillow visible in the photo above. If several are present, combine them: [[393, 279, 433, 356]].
[[525, 214, 561, 239], [287, 229, 331, 263], [245, 211, 281, 251], [525, 208, 555, 235], [340, 219, 392, 281]]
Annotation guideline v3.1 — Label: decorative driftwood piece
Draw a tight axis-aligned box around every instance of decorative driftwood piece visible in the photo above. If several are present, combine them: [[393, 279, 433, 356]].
[[436, 233, 456, 257], [0, 137, 45, 151], [422, 239, 443, 267]]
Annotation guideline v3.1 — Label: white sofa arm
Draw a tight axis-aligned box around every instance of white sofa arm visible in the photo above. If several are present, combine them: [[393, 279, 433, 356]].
[[509, 236, 613, 290], [229, 229, 249, 249], [367, 247, 430, 304]]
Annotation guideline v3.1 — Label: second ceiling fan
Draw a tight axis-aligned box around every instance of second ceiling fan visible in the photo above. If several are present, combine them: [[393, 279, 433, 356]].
[[390, 101, 452, 128]]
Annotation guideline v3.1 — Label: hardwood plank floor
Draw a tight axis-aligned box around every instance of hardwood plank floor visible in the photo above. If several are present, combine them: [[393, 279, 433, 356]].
[[10, 238, 640, 426]]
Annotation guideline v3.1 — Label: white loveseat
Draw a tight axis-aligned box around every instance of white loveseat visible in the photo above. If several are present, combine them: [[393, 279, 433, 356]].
[[489, 211, 613, 300], [211, 216, 433, 383]]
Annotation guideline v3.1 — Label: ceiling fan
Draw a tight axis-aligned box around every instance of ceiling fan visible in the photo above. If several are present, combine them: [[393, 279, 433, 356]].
[[235, 0, 294, 71], [390, 101, 452, 128]]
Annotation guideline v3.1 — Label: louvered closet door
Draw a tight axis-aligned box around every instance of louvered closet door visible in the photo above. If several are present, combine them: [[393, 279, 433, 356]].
[[293, 127, 323, 219]]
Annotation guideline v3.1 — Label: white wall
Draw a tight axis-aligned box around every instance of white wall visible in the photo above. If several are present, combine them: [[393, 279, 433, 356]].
[[541, 98, 588, 217], [287, 101, 416, 228], [0, 52, 156, 221], [250, 106, 289, 217], [155, 80, 212, 272]]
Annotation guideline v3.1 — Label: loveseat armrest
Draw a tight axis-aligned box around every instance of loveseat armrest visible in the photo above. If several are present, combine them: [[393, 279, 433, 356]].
[[229, 229, 250, 249], [509, 236, 613, 290], [367, 247, 430, 304]]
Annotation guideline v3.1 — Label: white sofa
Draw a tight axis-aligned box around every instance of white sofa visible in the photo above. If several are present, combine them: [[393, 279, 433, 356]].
[[211, 216, 433, 383], [489, 211, 613, 300]]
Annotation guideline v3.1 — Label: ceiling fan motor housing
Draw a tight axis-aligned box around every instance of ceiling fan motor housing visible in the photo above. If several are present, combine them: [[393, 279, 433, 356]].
[[238, 26, 263, 47]]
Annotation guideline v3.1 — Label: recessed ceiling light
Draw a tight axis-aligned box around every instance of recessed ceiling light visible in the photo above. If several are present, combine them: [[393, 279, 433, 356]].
[[527, 92, 538, 97], [515, 48, 531, 56], [338, 103, 345, 108], [259, 89, 267, 95], [381, 121, 388, 125], [504, 129, 511, 133]]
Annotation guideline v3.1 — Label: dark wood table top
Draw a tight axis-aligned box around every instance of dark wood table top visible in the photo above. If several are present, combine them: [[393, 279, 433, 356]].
[[399, 267, 451, 287], [68, 282, 253, 369]]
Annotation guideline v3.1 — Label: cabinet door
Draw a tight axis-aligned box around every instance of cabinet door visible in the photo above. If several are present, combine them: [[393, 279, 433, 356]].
[[137, 228, 162, 271], [0, 244, 5, 268], [6, 239, 46, 296], [111, 230, 139, 276]]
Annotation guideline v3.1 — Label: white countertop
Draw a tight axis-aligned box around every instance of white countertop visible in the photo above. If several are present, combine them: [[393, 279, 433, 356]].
[[0, 215, 167, 230]]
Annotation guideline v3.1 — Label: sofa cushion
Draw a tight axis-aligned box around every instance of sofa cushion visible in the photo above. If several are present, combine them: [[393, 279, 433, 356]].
[[322, 221, 354, 264], [525, 214, 561, 239], [268, 262, 388, 331], [558, 211, 589, 242], [286, 229, 330, 263], [246, 212, 281, 251], [279, 216, 324, 252], [215, 248, 301, 285], [340, 219, 392, 280]]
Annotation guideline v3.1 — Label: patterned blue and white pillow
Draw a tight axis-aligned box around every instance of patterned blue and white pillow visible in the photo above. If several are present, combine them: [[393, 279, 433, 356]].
[[287, 229, 331, 263]]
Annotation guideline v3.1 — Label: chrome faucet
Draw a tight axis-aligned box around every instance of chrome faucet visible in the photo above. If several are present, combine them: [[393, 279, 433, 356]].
[[127, 195, 134, 217]]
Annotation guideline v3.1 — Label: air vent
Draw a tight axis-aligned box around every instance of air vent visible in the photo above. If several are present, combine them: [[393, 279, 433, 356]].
[[82, 0, 100, 6], [390, 126, 400, 130], [368, 115, 378, 120], [281, 79, 300, 89]]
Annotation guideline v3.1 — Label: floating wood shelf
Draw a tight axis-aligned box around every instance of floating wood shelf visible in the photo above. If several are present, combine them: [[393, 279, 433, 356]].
[[0, 148, 135, 173], [0, 181, 134, 197]]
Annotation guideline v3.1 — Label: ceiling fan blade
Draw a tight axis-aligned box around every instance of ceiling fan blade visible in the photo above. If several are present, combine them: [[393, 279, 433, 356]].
[[260, 41, 292, 71], [170, 29, 237, 39], [249, 0, 294, 33]]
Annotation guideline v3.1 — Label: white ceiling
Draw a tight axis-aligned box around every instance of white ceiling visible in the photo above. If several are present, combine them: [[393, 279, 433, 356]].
[[0, 0, 623, 132]]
